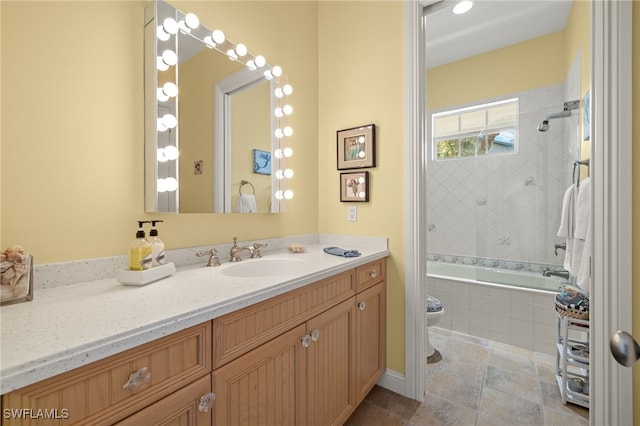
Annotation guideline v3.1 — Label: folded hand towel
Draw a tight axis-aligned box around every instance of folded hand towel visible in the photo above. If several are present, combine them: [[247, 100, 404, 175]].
[[236, 194, 257, 213], [323, 247, 361, 258]]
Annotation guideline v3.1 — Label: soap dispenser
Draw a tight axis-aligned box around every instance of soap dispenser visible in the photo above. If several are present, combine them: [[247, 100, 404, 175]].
[[148, 220, 165, 267], [129, 221, 152, 271]]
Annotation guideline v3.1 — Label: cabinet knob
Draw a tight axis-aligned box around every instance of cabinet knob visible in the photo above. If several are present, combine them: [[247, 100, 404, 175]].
[[198, 392, 216, 412], [358, 301, 366, 311], [369, 269, 377, 279], [301, 334, 312, 348], [310, 329, 320, 342], [123, 366, 151, 391]]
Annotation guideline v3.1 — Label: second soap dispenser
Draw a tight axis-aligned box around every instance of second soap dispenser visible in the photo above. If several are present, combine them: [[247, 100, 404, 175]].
[[148, 220, 165, 267]]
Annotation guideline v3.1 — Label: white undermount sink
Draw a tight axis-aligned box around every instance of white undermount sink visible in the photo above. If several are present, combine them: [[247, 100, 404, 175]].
[[220, 258, 309, 278]]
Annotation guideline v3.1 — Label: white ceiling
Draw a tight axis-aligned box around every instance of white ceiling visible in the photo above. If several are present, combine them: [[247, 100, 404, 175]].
[[424, 0, 573, 68]]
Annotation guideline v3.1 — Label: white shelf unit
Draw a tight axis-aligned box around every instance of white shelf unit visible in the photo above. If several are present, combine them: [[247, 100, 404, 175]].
[[555, 313, 590, 408]]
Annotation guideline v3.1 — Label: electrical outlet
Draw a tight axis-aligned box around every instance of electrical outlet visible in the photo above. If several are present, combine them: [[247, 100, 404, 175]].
[[348, 206, 357, 222]]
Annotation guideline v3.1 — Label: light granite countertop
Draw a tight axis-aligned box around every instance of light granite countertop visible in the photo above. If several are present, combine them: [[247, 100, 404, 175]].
[[0, 236, 388, 394]]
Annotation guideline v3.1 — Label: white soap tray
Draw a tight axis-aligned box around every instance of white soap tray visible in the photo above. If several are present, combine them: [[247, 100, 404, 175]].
[[116, 262, 176, 286]]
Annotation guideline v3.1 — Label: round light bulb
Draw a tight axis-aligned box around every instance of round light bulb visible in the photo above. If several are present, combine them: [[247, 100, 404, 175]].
[[235, 43, 248, 57], [263, 70, 273, 80], [226, 49, 238, 61], [453, 0, 473, 14], [212, 29, 225, 44], [177, 20, 191, 34], [275, 190, 284, 200], [274, 149, 284, 159], [283, 147, 293, 157], [275, 170, 284, 179], [184, 13, 200, 29], [162, 113, 177, 129], [165, 177, 179, 192], [157, 118, 168, 132], [284, 189, 294, 200], [157, 148, 168, 162], [163, 18, 179, 35], [161, 50, 177, 66], [275, 128, 284, 138], [254, 55, 266, 68], [275, 107, 284, 118], [272, 65, 282, 77], [204, 35, 215, 48], [283, 104, 293, 115], [156, 25, 170, 41], [164, 145, 179, 160], [274, 88, 284, 98], [284, 168, 294, 179], [157, 178, 167, 192], [163, 82, 178, 97], [156, 57, 169, 71], [283, 126, 293, 137], [283, 84, 293, 95], [246, 60, 256, 71], [157, 88, 169, 102]]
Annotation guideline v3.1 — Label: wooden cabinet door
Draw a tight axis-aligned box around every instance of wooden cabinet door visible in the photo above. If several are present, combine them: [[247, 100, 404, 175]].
[[212, 324, 306, 426], [303, 298, 356, 426], [116, 374, 212, 426], [354, 282, 386, 404]]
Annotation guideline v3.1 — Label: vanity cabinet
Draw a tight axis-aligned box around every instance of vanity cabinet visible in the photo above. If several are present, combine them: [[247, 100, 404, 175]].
[[1, 323, 212, 425], [1, 257, 386, 426], [212, 258, 386, 426]]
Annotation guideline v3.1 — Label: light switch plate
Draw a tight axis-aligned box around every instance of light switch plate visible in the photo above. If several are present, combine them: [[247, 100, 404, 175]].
[[348, 206, 357, 222]]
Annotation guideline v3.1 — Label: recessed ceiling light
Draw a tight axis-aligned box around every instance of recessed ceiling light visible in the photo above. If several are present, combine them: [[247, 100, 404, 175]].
[[453, 0, 473, 14]]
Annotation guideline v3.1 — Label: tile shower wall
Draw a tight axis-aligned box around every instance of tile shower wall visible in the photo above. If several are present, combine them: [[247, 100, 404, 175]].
[[426, 82, 579, 266], [428, 276, 558, 355]]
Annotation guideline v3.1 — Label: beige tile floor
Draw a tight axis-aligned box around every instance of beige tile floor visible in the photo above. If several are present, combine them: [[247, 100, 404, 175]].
[[346, 327, 589, 426]]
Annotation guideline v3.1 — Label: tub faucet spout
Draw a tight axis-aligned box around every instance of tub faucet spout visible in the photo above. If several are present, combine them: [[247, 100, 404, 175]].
[[542, 268, 570, 279]]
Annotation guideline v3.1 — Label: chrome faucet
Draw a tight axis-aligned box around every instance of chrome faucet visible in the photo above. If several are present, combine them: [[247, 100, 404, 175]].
[[542, 268, 570, 279], [229, 237, 268, 262]]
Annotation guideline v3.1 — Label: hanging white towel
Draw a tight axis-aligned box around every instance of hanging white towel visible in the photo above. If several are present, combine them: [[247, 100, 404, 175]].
[[574, 178, 591, 290], [236, 194, 257, 213], [557, 184, 578, 273]]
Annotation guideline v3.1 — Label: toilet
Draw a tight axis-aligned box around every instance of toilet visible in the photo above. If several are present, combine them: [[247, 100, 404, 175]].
[[426, 295, 445, 362]]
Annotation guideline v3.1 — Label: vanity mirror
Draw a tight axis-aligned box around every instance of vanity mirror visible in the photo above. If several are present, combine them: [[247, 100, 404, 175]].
[[144, 0, 294, 213]]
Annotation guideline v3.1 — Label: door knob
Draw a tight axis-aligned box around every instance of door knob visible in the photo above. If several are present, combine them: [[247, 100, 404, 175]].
[[610, 330, 640, 367]]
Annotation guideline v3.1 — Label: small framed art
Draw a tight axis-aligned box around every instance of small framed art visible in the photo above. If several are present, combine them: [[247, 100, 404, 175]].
[[340, 171, 369, 202], [253, 149, 271, 175], [337, 124, 375, 170]]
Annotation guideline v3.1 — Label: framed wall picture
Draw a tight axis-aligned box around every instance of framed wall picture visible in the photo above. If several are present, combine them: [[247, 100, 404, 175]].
[[340, 171, 369, 202], [337, 124, 375, 170], [253, 149, 271, 175]]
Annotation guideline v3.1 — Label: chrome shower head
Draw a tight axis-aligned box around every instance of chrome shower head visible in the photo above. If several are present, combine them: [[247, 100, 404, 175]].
[[537, 120, 550, 132], [536, 101, 579, 132]]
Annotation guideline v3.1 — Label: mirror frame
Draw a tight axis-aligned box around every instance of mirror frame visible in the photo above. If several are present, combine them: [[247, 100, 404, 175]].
[[144, 0, 294, 213]]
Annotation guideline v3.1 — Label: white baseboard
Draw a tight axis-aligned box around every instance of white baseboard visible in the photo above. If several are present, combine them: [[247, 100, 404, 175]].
[[376, 369, 408, 397]]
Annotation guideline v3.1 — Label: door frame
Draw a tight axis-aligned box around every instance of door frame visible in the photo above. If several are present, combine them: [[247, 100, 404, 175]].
[[402, 1, 634, 423]]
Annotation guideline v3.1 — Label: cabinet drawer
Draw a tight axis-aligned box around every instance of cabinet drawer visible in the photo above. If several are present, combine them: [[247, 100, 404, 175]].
[[356, 259, 386, 292], [1, 323, 211, 426], [116, 374, 213, 426], [213, 269, 356, 368]]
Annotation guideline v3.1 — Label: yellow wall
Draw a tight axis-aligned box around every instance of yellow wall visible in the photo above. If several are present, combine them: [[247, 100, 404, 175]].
[[1, 1, 319, 262], [317, 1, 405, 374], [633, 3, 639, 422], [427, 31, 566, 110]]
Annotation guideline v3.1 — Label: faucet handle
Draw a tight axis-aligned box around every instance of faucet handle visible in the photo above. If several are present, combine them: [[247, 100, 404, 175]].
[[250, 242, 268, 258], [196, 248, 221, 267]]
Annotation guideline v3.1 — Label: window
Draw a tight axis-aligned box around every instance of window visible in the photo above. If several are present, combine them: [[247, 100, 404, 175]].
[[432, 98, 519, 160]]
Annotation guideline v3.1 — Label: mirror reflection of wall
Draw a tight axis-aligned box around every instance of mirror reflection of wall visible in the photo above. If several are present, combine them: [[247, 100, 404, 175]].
[[425, 0, 589, 266]]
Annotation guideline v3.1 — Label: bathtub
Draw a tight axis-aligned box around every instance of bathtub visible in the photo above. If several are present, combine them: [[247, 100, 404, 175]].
[[427, 261, 565, 293], [426, 261, 565, 355]]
